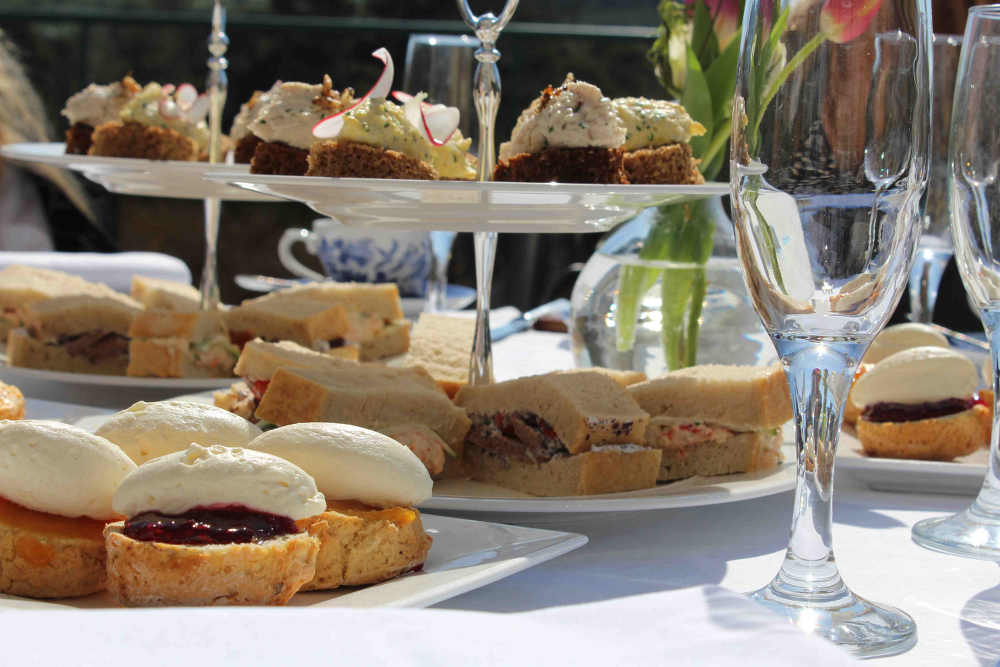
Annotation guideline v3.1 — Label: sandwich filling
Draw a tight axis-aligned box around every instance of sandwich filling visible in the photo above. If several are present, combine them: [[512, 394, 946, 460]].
[[48, 330, 130, 364], [467, 412, 581, 464]]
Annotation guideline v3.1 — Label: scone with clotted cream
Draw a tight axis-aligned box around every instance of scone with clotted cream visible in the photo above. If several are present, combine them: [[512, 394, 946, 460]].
[[105, 444, 325, 606], [94, 400, 262, 465], [0, 421, 136, 598], [853, 346, 989, 460], [247, 422, 433, 590]]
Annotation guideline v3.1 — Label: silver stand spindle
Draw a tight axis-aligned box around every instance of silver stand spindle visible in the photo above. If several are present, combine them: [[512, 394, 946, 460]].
[[457, 0, 518, 385], [200, 0, 228, 309]]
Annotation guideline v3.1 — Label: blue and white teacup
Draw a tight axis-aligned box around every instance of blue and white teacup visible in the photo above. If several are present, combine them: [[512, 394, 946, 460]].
[[278, 218, 432, 297]]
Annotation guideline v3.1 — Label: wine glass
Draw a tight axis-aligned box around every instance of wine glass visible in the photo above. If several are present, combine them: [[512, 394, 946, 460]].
[[731, 0, 930, 657], [403, 34, 477, 313], [907, 34, 962, 323], [912, 6, 1000, 560]]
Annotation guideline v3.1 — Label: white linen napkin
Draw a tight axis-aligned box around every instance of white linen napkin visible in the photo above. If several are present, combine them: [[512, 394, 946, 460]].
[[0, 250, 192, 293], [0, 586, 855, 666]]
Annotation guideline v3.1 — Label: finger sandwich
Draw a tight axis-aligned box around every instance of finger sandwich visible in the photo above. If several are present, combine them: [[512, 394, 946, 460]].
[[454, 370, 660, 496], [127, 309, 239, 378], [627, 364, 792, 482]]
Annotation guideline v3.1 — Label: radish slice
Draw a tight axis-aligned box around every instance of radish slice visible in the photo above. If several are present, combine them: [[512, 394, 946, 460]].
[[158, 97, 179, 119], [314, 47, 396, 139], [420, 105, 460, 145], [162, 83, 176, 94], [176, 83, 198, 110]]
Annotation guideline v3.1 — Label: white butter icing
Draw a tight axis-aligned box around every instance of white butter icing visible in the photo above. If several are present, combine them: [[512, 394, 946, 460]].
[[113, 443, 326, 520], [247, 422, 432, 508], [95, 400, 262, 465], [852, 346, 979, 408], [0, 420, 135, 519]]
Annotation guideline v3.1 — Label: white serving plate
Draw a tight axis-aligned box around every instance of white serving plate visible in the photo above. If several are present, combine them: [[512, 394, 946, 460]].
[[0, 142, 277, 201], [0, 514, 585, 610], [77, 405, 796, 514], [837, 427, 988, 495], [0, 350, 235, 390], [204, 171, 729, 233]]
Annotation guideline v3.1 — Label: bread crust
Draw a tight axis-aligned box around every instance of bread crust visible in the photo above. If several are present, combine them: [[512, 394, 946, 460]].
[[89, 121, 200, 161], [0, 509, 106, 598], [306, 140, 439, 180], [856, 406, 989, 461], [104, 522, 321, 606], [303, 505, 431, 591], [463, 442, 661, 496], [234, 133, 262, 164], [8, 328, 128, 375], [224, 297, 349, 348], [65, 122, 94, 155]]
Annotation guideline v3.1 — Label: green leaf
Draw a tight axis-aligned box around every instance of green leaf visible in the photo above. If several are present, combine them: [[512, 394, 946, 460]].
[[705, 36, 739, 127], [681, 46, 713, 176], [691, 0, 720, 70]]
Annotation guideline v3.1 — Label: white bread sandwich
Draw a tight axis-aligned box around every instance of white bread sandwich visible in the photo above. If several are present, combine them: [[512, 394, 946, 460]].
[[454, 370, 660, 496], [243, 282, 409, 361], [127, 308, 238, 378], [214, 339, 359, 422], [627, 364, 792, 482], [247, 423, 432, 590], [404, 313, 475, 398], [130, 275, 202, 312], [0, 421, 136, 598], [95, 400, 262, 465], [105, 444, 324, 606], [0, 265, 122, 341], [224, 294, 355, 354], [7, 292, 142, 375], [252, 362, 470, 477]]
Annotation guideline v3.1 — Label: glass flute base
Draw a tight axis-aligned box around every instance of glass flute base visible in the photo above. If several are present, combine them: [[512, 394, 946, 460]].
[[750, 572, 916, 658], [912, 500, 1000, 561]]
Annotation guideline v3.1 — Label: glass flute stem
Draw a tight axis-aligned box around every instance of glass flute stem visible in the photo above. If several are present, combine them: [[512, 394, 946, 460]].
[[200, 197, 222, 309], [768, 335, 860, 597], [470, 230, 497, 384], [907, 243, 952, 323]]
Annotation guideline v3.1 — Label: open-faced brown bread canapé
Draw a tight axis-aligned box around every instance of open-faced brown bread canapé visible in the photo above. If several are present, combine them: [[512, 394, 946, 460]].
[[0, 421, 135, 598], [494, 74, 705, 184], [454, 369, 660, 496], [246, 423, 433, 590], [851, 346, 989, 460], [105, 444, 326, 606], [627, 364, 792, 482]]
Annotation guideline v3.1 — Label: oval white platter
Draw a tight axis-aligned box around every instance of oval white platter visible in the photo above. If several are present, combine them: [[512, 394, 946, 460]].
[[1, 142, 278, 201], [0, 351, 234, 390], [77, 401, 795, 514], [203, 171, 730, 233]]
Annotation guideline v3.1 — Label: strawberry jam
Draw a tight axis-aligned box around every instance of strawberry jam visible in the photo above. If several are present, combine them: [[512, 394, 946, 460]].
[[123, 505, 297, 545], [862, 397, 973, 423]]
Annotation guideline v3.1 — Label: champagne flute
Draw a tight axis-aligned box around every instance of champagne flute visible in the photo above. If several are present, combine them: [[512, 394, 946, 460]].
[[731, 0, 930, 656], [402, 34, 477, 313], [907, 34, 962, 323], [912, 6, 1000, 560]]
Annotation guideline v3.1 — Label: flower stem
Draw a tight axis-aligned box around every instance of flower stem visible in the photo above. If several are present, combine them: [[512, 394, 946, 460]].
[[752, 32, 826, 140]]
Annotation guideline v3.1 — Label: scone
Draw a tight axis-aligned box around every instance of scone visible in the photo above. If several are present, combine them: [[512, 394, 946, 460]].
[[246, 422, 433, 591], [853, 346, 989, 460], [105, 444, 325, 606], [0, 381, 24, 420], [94, 400, 262, 465], [844, 323, 950, 424], [0, 421, 135, 598]]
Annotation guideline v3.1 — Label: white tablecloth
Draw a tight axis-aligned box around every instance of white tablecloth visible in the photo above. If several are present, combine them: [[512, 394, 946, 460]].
[[14, 329, 1000, 666]]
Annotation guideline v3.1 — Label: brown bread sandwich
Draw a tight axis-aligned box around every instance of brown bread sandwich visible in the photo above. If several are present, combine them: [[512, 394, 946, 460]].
[[627, 364, 792, 482], [454, 370, 660, 496]]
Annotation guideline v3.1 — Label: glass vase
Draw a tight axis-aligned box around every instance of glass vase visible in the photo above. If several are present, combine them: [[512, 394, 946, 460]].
[[571, 196, 774, 376]]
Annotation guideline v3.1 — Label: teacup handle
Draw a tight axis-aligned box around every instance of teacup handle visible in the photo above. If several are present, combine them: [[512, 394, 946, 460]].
[[278, 228, 325, 281]]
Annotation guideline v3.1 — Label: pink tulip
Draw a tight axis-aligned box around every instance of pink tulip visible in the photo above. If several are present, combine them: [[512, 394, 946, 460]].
[[820, 0, 883, 43], [687, 0, 742, 49]]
